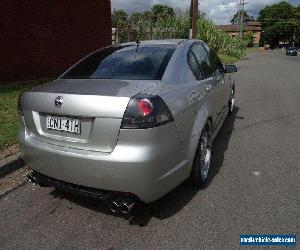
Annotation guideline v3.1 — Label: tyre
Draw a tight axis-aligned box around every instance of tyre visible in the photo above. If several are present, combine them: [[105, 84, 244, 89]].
[[190, 122, 212, 186], [228, 86, 235, 115]]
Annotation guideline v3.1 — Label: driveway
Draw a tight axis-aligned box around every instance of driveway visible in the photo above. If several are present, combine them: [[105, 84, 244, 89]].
[[0, 50, 299, 249]]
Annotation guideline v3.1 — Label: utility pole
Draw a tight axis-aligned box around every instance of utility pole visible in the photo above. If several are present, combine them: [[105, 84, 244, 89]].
[[191, 0, 198, 39], [236, 6, 240, 33], [293, 27, 296, 47], [239, 0, 247, 38]]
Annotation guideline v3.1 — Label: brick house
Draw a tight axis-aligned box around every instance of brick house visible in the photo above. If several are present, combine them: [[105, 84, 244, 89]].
[[0, 1, 112, 82], [217, 22, 262, 47]]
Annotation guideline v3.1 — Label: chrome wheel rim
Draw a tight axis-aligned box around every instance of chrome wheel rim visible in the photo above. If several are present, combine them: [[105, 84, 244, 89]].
[[230, 89, 235, 112], [200, 130, 211, 181]]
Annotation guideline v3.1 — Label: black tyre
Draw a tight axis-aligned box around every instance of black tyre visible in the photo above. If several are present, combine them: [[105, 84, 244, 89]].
[[190, 122, 212, 186]]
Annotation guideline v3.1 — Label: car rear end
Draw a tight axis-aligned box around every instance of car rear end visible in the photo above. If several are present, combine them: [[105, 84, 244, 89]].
[[18, 42, 188, 205], [286, 47, 297, 56]]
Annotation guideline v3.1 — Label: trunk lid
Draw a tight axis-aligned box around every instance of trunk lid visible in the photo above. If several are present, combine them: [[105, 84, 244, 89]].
[[22, 79, 158, 153]]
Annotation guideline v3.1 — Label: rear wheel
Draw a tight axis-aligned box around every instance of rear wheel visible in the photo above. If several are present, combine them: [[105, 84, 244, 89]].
[[190, 122, 212, 186], [228, 86, 235, 115]]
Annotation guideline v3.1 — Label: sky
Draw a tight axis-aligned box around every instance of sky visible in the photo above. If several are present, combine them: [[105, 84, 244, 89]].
[[111, 0, 300, 24]]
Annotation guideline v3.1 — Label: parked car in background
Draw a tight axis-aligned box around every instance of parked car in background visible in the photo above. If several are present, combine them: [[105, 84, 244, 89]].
[[286, 47, 298, 56], [18, 39, 237, 215]]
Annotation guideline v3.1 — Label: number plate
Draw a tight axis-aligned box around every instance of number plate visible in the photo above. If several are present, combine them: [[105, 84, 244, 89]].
[[46, 116, 81, 134]]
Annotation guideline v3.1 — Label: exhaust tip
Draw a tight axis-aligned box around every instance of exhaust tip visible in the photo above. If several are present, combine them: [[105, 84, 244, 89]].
[[109, 199, 121, 213], [119, 200, 135, 215], [28, 174, 37, 183]]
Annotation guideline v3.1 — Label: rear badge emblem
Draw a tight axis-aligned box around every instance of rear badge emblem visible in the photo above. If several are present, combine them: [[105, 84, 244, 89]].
[[55, 96, 63, 108]]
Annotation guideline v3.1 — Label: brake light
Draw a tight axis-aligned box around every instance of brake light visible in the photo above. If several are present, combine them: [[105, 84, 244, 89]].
[[138, 99, 153, 117], [121, 94, 173, 129]]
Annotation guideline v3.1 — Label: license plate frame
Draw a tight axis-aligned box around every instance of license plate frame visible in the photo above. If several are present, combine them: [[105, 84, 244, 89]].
[[46, 115, 81, 134]]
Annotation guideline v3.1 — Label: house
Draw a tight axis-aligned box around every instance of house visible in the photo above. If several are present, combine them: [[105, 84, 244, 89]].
[[0, 0, 112, 82], [217, 22, 262, 47]]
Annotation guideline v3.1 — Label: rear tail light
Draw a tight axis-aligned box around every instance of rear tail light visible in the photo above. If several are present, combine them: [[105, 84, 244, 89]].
[[121, 94, 174, 129]]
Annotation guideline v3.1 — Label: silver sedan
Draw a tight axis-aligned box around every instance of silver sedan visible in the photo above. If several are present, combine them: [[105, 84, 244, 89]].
[[18, 39, 237, 214]]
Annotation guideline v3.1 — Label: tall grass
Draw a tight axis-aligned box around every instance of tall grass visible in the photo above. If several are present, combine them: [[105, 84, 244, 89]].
[[117, 15, 249, 60]]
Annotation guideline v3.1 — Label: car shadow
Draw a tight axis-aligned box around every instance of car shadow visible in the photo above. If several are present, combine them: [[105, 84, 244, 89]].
[[49, 107, 240, 226]]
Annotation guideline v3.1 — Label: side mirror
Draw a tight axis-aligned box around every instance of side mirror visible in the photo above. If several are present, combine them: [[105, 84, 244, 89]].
[[225, 65, 237, 74]]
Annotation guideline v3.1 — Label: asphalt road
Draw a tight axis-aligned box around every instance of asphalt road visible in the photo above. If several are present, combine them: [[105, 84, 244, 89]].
[[0, 50, 299, 250]]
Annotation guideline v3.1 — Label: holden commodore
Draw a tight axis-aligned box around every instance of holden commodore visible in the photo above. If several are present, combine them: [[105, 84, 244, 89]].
[[18, 40, 237, 214]]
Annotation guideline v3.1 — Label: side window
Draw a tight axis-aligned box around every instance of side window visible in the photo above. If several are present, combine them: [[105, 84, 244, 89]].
[[191, 43, 214, 78], [187, 49, 202, 80], [202, 43, 224, 74]]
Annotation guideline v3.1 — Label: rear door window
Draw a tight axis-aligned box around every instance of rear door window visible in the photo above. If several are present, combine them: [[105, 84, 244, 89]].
[[191, 43, 214, 79], [202, 43, 224, 75], [188, 50, 203, 80], [63, 45, 176, 80]]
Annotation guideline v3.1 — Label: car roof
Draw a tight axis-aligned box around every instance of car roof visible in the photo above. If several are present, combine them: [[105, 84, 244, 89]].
[[120, 39, 187, 47]]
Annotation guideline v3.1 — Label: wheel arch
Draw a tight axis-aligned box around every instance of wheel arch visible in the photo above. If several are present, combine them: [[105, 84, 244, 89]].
[[186, 103, 212, 172]]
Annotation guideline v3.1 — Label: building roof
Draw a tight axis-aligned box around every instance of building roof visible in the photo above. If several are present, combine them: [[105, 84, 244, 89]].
[[246, 21, 262, 26], [217, 24, 262, 32]]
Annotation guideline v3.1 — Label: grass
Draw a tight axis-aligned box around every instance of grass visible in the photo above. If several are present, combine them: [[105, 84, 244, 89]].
[[0, 79, 51, 151], [218, 54, 240, 64]]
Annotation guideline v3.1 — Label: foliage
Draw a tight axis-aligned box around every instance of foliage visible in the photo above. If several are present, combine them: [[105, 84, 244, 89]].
[[243, 31, 254, 46], [112, 9, 129, 43], [231, 10, 255, 24], [112, 4, 248, 59], [151, 4, 175, 22], [258, 1, 300, 47], [112, 9, 128, 27], [197, 17, 248, 58], [112, 5, 189, 42]]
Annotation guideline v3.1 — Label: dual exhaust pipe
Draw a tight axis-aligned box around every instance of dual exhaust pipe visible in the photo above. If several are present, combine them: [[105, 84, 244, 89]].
[[110, 197, 135, 215], [28, 173, 135, 215]]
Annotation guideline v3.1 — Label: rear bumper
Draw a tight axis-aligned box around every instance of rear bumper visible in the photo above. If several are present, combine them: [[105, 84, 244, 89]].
[[29, 171, 136, 202], [286, 52, 297, 56], [19, 122, 189, 203]]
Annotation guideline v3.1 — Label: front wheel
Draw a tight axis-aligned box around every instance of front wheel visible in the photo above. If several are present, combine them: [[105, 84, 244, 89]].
[[190, 123, 212, 186]]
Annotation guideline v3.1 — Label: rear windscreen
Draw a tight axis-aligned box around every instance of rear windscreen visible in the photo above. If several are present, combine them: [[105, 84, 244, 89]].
[[63, 45, 176, 80]]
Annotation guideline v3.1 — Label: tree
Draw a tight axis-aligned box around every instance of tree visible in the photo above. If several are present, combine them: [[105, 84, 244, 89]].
[[258, 1, 298, 47], [151, 4, 175, 22], [112, 9, 128, 28], [231, 10, 255, 24], [112, 10, 129, 43], [129, 12, 144, 24], [293, 5, 300, 45]]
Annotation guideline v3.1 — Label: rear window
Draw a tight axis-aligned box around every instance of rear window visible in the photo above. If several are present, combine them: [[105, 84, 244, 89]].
[[63, 45, 176, 80]]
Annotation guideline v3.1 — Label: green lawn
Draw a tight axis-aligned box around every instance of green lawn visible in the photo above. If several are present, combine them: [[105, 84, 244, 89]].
[[0, 79, 50, 151], [218, 54, 240, 64]]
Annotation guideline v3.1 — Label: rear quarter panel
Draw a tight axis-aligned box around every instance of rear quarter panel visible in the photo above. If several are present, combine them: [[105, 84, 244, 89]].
[[146, 41, 214, 171]]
